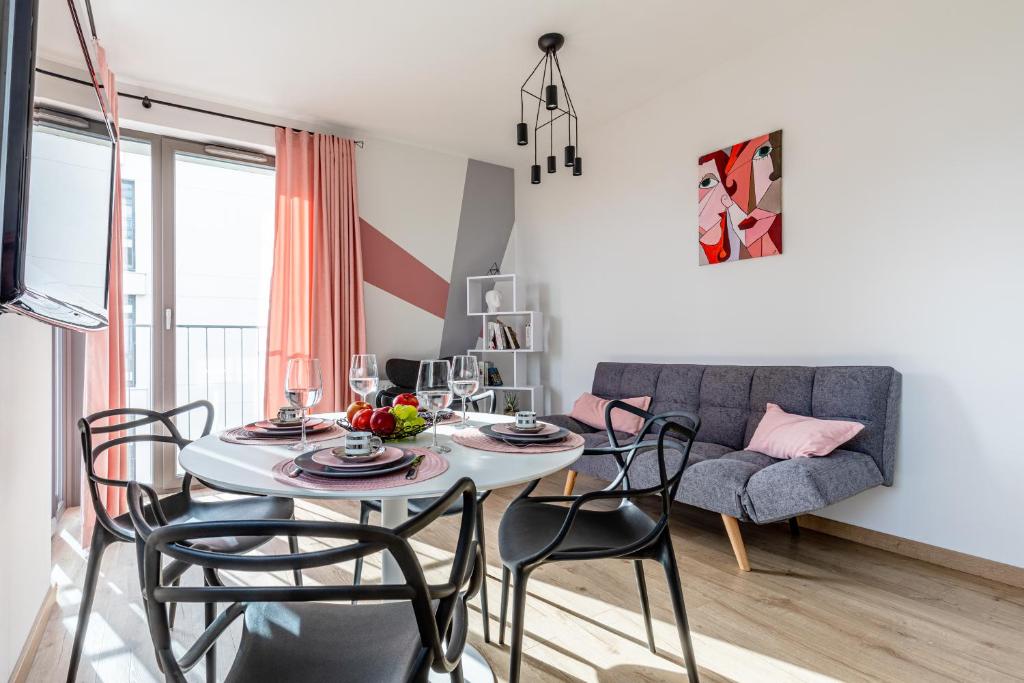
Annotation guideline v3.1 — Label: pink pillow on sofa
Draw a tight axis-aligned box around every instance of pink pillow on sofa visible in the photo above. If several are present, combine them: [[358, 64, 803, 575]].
[[747, 403, 864, 459], [570, 392, 651, 434]]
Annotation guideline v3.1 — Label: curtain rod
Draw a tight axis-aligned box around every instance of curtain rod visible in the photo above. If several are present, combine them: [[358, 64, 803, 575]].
[[35, 68, 365, 148]]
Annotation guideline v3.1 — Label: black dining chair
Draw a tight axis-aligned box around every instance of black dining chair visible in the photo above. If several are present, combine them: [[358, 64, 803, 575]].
[[67, 401, 298, 683], [353, 388, 498, 641], [126, 476, 482, 682], [496, 402, 703, 682]]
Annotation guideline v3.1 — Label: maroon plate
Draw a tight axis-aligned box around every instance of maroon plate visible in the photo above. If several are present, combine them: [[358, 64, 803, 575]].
[[311, 446, 406, 469], [245, 418, 331, 436], [491, 422, 559, 437]]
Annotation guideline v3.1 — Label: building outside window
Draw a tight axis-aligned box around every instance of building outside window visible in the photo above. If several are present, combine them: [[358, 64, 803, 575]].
[[122, 178, 136, 272]]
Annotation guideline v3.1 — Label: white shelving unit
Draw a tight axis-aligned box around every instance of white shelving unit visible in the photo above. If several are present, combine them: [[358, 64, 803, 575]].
[[466, 274, 543, 412]]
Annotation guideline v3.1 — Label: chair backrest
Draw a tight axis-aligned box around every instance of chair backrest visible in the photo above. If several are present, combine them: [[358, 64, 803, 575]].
[[469, 389, 496, 414], [604, 401, 701, 521], [80, 400, 213, 541], [127, 476, 481, 680]]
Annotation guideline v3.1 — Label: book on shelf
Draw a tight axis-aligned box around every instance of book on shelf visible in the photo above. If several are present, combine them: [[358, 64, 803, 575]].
[[490, 319, 521, 350]]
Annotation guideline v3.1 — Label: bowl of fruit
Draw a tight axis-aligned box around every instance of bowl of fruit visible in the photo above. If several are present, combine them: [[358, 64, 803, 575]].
[[339, 393, 429, 441]]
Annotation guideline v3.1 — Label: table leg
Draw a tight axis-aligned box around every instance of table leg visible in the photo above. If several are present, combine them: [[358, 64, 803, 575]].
[[379, 496, 409, 584], [377, 495, 495, 682]]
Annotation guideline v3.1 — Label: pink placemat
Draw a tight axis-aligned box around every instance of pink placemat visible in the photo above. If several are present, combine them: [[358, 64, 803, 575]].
[[220, 424, 347, 446], [451, 429, 585, 454], [431, 411, 461, 425], [271, 447, 447, 491]]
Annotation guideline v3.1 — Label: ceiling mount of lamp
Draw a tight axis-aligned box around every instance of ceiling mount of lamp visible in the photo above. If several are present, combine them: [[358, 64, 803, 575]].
[[517, 32, 581, 184]]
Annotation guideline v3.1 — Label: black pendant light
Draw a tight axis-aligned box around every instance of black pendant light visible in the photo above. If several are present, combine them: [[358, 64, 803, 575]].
[[517, 32, 581, 184]]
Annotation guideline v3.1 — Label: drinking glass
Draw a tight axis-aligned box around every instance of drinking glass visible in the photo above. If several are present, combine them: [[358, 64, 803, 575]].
[[349, 354, 379, 403], [416, 360, 453, 453], [450, 355, 479, 428], [285, 357, 323, 451]]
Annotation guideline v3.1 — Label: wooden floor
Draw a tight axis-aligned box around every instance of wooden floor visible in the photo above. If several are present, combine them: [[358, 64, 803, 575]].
[[27, 472, 1024, 682]]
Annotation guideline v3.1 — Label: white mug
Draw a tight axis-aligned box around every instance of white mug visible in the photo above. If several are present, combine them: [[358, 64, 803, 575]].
[[344, 431, 383, 457], [277, 406, 302, 423], [515, 411, 537, 429]]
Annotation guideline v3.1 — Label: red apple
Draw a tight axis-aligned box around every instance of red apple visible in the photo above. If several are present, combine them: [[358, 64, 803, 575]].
[[370, 408, 396, 435], [346, 401, 371, 423], [394, 393, 419, 408], [352, 407, 373, 431]]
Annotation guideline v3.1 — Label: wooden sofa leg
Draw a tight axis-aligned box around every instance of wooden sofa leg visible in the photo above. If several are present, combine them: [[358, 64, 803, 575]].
[[563, 470, 578, 496], [721, 514, 751, 572]]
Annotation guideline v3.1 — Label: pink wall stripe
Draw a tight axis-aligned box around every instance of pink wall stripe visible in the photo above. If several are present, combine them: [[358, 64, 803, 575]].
[[360, 218, 449, 319]]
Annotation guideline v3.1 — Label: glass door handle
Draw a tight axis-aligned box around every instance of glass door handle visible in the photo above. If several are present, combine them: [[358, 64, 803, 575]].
[[164, 308, 173, 331]]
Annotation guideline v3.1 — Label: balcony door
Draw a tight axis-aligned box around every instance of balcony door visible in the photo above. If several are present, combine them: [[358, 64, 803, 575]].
[[149, 138, 276, 488]]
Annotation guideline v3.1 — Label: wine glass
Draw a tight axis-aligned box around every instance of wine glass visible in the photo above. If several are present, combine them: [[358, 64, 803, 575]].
[[450, 355, 479, 428], [285, 357, 323, 451], [416, 360, 453, 453], [349, 354, 379, 404]]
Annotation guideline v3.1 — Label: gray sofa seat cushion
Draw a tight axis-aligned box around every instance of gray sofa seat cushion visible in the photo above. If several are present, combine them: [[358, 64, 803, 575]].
[[541, 413, 598, 434], [742, 449, 884, 523], [569, 440, 731, 490]]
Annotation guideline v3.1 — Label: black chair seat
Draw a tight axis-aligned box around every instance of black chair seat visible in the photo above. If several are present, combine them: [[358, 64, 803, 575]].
[[498, 499, 657, 567], [113, 493, 295, 555], [226, 601, 424, 683]]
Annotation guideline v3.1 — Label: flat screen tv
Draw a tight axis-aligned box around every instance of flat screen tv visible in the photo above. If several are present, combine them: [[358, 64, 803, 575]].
[[0, 0, 115, 329]]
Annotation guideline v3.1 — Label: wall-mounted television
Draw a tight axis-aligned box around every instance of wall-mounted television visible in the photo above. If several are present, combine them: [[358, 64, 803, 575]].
[[0, 0, 115, 330]]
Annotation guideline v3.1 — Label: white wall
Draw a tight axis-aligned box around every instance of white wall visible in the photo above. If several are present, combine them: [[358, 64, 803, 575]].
[[0, 315, 53, 677], [514, 0, 1024, 568]]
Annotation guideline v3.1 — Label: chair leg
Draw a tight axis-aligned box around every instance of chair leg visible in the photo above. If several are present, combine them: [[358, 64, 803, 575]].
[[288, 535, 303, 586], [563, 470, 578, 496], [67, 526, 113, 683], [167, 575, 181, 629], [476, 503, 491, 643], [498, 565, 511, 645], [450, 661, 465, 683], [660, 540, 700, 683], [720, 514, 751, 572], [353, 503, 371, 588], [204, 597, 217, 681], [202, 568, 219, 682], [788, 517, 800, 537], [508, 567, 531, 683], [633, 560, 656, 653]]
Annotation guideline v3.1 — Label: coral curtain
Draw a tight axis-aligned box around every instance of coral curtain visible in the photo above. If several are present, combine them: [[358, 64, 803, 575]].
[[264, 129, 365, 418], [81, 43, 127, 547]]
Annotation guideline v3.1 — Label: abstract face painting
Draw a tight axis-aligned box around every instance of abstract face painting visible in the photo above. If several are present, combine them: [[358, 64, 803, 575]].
[[698, 130, 782, 265]]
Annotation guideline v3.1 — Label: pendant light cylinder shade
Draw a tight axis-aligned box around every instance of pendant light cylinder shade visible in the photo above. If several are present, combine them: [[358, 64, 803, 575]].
[[573, 156, 583, 176], [564, 144, 575, 167], [516, 122, 528, 146], [545, 84, 558, 110], [547, 155, 557, 174], [531, 164, 541, 184]]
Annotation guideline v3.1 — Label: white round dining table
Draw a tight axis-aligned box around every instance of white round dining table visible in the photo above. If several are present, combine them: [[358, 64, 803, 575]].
[[178, 411, 583, 683]]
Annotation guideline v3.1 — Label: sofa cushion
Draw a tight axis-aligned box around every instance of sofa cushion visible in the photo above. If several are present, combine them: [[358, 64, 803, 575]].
[[541, 414, 598, 434], [743, 366, 816, 444], [677, 455, 765, 519], [747, 403, 865, 459], [742, 449, 884, 523], [570, 392, 651, 433], [697, 366, 755, 449], [570, 440, 728, 485]]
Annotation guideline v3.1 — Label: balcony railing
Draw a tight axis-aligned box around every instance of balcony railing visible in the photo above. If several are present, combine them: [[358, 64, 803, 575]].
[[128, 323, 266, 439]]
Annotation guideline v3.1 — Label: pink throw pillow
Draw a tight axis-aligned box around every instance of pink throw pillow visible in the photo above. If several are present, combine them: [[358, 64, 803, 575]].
[[570, 392, 652, 434], [747, 403, 864, 459]]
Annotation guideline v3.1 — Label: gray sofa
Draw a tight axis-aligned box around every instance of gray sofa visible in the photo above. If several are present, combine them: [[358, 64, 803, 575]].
[[543, 362, 901, 571]]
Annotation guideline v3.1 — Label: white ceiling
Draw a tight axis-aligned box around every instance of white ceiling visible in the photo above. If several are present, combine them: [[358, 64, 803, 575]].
[[37, 0, 830, 166]]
